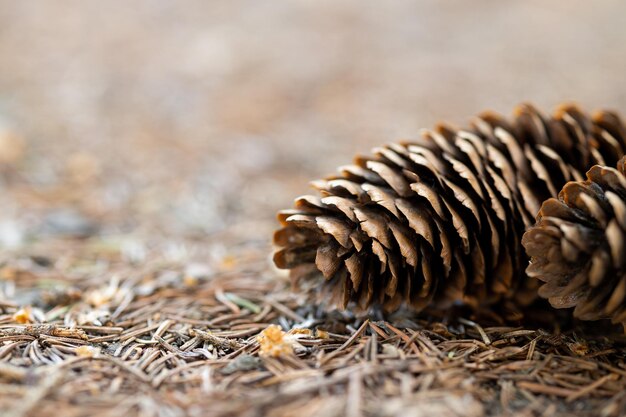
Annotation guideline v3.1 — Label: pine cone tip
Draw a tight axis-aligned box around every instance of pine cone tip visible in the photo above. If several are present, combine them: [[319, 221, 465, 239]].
[[523, 157, 626, 324]]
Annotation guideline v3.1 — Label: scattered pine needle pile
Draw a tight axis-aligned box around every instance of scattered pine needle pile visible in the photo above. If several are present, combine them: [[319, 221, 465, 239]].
[[0, 235, 626, 417]]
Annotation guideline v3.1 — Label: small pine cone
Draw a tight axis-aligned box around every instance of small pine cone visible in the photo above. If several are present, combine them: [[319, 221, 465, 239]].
[[274, 104, 626, 313], [523, 157, 626, 325]]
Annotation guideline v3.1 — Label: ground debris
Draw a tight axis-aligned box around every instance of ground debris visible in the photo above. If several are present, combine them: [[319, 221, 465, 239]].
[[0, 324, 88, 340], [0, 239, 625, 417], [257, 324, 297, 358], [189, 328, 243, 350]]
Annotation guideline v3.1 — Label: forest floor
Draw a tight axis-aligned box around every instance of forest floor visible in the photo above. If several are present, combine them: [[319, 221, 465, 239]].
[[1, 226, 626, 417], [1, 2, 626, 416]]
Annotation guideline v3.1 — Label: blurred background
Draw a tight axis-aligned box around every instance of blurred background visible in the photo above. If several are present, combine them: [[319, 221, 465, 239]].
[[0, 0, 624, 248]]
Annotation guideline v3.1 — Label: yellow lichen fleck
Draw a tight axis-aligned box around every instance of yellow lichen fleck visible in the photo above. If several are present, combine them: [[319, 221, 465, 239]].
[[220, 255, 237, 270], [315, 329, 329, 339], [85, 278, 127, 307], [75, 345, 100, 357], [1, 267, 18, 281], [13, 306, 33, 324], [288, 328, 312, 337], [183, 275, 198, 287], [567, 342, 589, 356], [257, 325, 293, 358]]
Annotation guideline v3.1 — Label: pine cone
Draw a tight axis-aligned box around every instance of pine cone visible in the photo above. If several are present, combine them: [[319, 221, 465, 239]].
[[273, 104, 626, 313], [522, 157, 626, 324]]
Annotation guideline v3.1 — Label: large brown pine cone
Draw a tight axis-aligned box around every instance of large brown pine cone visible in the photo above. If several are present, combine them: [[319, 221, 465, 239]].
[[522, 157, 626, 324], [273, 104, 626, 313]]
